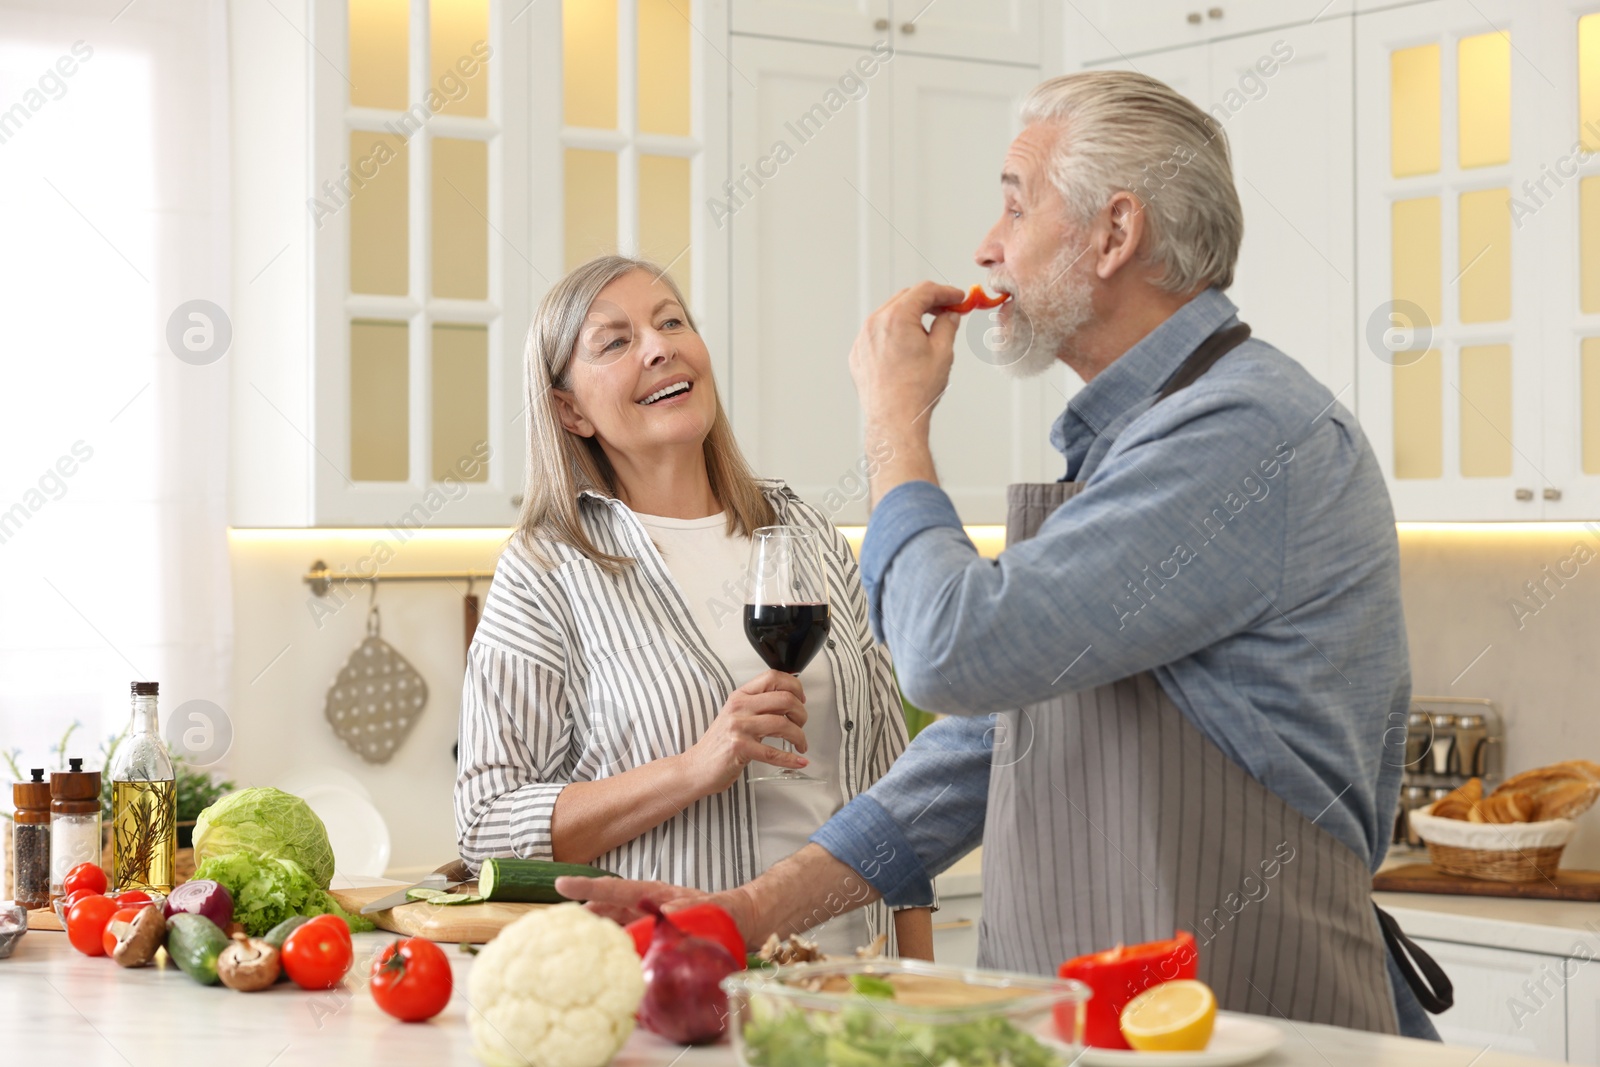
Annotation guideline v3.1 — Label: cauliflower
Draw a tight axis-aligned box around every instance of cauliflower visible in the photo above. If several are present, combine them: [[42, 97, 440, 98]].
[[468, 903, 645, 1067]]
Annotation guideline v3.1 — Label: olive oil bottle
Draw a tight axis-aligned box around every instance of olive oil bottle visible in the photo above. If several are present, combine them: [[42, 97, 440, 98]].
[[110, 681, 177, 893]]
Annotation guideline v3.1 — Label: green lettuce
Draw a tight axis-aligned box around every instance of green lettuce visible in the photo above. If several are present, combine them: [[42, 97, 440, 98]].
[[193, 787, 337, 887], [191, 851, 374, 937]]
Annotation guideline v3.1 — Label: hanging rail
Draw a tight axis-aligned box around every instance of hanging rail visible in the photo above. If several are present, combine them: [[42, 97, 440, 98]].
[[303, 559, 497, 598]]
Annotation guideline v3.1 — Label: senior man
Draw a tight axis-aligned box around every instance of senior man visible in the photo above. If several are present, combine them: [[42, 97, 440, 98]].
[[559, 70, 1446, 1040]]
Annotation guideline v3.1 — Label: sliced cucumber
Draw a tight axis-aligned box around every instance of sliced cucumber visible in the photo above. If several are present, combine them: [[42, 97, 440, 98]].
[[405, 887, 450, 902], [426, 893, 485, 906], [477, 858, 616, 904]]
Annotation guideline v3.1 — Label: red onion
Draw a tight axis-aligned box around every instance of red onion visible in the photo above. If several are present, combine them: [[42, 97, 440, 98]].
[[162, 879, 234, 932], [638, 899, 740, 1045]]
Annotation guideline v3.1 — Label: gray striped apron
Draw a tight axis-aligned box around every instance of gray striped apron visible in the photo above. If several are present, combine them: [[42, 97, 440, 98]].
[[978, 325, 1400, 1035]]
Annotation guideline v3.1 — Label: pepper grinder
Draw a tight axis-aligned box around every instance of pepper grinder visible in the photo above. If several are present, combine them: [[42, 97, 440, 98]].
[[49, 757, 102, 902], [12, 769, 52, 910]]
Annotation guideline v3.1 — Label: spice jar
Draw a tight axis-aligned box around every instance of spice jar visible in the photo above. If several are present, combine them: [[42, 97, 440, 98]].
[[12, 768, 51, 910], [49, 757, 102, 901]]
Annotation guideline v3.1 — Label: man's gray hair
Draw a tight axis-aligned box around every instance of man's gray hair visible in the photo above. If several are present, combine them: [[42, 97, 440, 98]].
[[1020, 71, 1243, 293]]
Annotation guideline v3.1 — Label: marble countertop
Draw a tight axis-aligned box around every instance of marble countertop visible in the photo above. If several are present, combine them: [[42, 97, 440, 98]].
[[1374, 889, 1600, 958], [0, 906, 1563, 1066]]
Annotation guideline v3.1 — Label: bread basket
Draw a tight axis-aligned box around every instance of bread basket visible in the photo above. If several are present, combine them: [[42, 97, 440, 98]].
[[1408, 803, 1578, 882]]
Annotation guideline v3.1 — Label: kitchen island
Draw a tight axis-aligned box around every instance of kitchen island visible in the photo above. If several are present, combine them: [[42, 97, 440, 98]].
[[1, 919, 1563, 1066]]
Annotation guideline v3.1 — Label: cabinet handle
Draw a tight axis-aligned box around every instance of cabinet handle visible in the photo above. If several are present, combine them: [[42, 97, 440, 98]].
[[932, 918, 975, 931], [899, 21, 915, 34], [1208, 6, 1224, 17], [1187, 11, 1203, 23], [1515, 488, 1534, 502], [1544, 487, 1563, 501], [874, 17, 889, 30]]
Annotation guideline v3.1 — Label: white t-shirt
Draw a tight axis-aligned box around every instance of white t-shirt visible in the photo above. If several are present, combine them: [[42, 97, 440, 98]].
[[635, 509, 871, 956]]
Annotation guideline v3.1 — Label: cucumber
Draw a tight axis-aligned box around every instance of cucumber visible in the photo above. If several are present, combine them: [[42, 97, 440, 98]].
[[477, 858, 616, 903], [422, 892, 485, 906], [405, 887, 449, 901], [262, 915, 311, 950], [166, 912, 230, 985]]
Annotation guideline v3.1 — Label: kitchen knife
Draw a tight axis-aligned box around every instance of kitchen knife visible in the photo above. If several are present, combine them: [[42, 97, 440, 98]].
[[360, 874, 465, 914]]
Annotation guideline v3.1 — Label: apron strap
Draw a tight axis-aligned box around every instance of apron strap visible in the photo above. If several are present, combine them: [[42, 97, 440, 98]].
[[1374, 905, 1455, 1014], [1157, 322, 1252, 400]]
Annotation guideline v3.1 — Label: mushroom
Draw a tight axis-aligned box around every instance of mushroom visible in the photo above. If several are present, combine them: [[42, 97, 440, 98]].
[[111, 906, 167, 968], [217, 932, 281, 992]]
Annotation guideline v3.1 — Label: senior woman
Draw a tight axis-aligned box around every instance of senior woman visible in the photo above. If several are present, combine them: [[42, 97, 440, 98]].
[[454, 255, 930, 956]]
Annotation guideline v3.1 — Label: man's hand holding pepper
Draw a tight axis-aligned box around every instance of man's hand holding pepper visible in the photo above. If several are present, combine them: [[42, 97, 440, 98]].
[[848, 281, 967, 506]]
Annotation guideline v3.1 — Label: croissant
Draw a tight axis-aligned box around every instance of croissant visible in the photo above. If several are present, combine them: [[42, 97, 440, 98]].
[[1467, 791, 1535, 824], [1431, 778, 1482, 821]]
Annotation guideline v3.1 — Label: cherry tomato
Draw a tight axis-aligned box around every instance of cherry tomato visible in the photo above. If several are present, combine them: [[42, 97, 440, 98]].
[[101, 907, 146, 956], [61, 888, 95, 912], [369, 937, 453, 1021], [282, 914, 355, 990], [112, 890, 153, 908], [65, 894, 119, 957], [63, 862, 108, 898]]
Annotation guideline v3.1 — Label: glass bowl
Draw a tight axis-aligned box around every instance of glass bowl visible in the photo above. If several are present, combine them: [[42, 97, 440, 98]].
[[722, 957, 1088, 1066], [0, 903, 28, 959]]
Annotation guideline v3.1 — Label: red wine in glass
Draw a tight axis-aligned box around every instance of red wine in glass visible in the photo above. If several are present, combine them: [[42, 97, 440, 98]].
[[744, 602, 831, 674], [744, 526, 831, 784]]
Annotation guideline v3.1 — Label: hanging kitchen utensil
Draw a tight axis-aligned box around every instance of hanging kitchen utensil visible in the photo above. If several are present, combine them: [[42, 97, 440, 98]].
[[324, 586, 428, 764]]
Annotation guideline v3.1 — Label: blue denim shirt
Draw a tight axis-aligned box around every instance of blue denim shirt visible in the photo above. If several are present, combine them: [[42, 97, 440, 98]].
[[812, 286, 1410, 912]]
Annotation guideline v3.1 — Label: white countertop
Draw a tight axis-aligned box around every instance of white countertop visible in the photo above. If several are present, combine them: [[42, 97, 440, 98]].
[[1375, 889, 1600, 958], [0, 907, 1563, 1066]]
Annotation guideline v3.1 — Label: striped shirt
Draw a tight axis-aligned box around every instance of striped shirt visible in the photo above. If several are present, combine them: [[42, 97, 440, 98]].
[[455, 480, 909, 947]]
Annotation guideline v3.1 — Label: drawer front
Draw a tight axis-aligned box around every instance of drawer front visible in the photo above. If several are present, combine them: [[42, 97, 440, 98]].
[[1411, 937, 1568, 1061]]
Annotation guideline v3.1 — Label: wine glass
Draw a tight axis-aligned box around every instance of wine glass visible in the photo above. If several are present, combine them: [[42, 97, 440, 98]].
[[744, 525, 832, 784]]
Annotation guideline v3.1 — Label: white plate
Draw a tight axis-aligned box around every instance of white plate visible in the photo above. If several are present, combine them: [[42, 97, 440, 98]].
[[296, 784, 391, 878], [1060, 1013, 1285, 1067], [273, 765, 374, 803]]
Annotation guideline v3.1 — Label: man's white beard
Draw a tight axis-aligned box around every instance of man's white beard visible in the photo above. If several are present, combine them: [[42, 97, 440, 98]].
[[990, 244, 1095, 380]]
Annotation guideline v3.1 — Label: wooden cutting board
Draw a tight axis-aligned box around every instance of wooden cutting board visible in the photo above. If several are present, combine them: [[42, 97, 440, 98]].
[[27, 884, 549, 943], [328, 883, 549, 943], [1374, 863, 1600, 901]]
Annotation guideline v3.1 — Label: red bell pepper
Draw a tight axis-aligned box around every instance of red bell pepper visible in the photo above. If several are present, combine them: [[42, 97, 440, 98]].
[[1056, 930, 1199, 1049], [624, 901, 745, 968], [940, 284, 1011, 315]]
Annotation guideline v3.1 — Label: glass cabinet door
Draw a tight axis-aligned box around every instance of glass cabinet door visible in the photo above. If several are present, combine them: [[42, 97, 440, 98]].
[[1356, 0, 1542, 520], [1537, 5, 1600, 519], [311, 0, 531, 525]]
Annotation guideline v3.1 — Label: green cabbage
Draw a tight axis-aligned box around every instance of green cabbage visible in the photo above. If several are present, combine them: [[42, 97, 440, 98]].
[[193, 787, 336, 887], [191, 851, 373, 937]]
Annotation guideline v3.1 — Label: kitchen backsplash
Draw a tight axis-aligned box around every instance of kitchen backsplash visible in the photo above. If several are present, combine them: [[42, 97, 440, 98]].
[[1398, 523, 1600, 869], [225, 522, 1600, 877]]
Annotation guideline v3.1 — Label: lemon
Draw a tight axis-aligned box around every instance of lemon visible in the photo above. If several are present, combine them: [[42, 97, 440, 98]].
[[1119, 979, 1217, 1052]]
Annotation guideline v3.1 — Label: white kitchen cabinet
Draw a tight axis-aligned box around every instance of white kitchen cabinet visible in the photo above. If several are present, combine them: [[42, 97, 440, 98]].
[[1354, 0, 1552, 520], [732, 0, 1040, 64], [930, 892, 983, 968], [231, 0, 537, 527], [1089, 20, 1355, 402], [1064, 1, 1354, 67], [888, 55, 1063, 520], [1412, 937, 1569, 1061], [728, 37, 1048, 523], [1568, 957, 1600, 1064]]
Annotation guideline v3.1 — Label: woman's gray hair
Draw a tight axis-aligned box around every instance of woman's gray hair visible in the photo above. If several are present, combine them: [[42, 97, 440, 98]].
[[1020, 70, 1243, 293]]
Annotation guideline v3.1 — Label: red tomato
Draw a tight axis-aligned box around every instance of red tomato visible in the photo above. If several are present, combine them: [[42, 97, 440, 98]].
[[112, 891, 153, 908], [623, 902, 744, 966], [63, 863, 108, 898], [369, 937, 453, 1022], [101, 907, 146, 956], [65, 894, 119, 957], [61, 888, 95, 912], [282, 915, 355, 990]]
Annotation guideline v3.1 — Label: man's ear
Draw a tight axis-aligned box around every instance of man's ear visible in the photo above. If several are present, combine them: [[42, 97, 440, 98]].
[[1095, 190, 1147, 281], [551, 388, 596, 438]]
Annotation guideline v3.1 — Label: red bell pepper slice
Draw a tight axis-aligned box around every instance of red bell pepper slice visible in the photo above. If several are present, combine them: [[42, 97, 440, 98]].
[[940, 284, 1011, 315], [1056, 930, 1199, 1049]]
